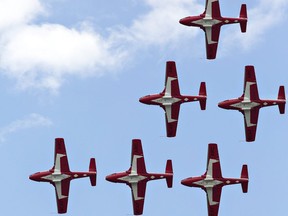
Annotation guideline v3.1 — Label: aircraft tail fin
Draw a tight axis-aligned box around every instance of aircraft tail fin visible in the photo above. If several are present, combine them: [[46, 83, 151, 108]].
[[240, 164, 249, 193], [199, 82, 207, 110], [277, 86, 286, 114], [89, 158, 97, 186], [165, 160, 173, 188], [239, 4, 248, 33]]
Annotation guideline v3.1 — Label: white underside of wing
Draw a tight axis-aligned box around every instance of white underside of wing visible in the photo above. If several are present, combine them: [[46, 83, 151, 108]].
[[205, 27, 216, 44], [131, 182, 144, 201], [131, 155, 142, 173], [206, 159, 219, 178], [191, 20, 221, 44], [165, 77, 177, 96], [165, 105, 177, 123], [230, 101, 259, 127], [54, 153, 65, 173], [206, 187, 219, 206], [206, 159, 218, 177], [244, 81, 256, 100], [205, 0, 219, 17], [244, 110, 256, 127], [54, 181, 68, 199]]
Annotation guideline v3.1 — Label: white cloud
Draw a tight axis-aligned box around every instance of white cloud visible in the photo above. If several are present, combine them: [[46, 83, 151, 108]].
[[222, 0, 288, 52], [117, 0, 202, 46], [0, 0, 44, 30], [0, 0, 128, 92], [0, 23, 127, 91], [0, 0, 287, 91], [0, 0, 201, 92], [0, 113, 52, 142]]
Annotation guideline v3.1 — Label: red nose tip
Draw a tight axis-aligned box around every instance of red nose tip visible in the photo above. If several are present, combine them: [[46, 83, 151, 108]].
[[139, 97, 145, 103], [181, 178, 191, 186], [139, 96, 148, 104], [179, 18, 185, 25], [179, 18, 189, 25], [29, 174, 37, 181], [218, 101, 225, 109], [105, 175, 115, 182]]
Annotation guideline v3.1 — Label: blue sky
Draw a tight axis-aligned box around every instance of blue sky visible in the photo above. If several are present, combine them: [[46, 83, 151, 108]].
[[0, 0, 287, 215]]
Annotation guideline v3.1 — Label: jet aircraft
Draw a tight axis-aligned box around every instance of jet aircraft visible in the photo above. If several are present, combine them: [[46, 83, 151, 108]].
[[218, 65, 286, 142], [179, 0, 248, 59], [29, 138, 97, 214], [139, 61, 207, 137], [106, 139, 173, 215], [181, 143, 249, 216]]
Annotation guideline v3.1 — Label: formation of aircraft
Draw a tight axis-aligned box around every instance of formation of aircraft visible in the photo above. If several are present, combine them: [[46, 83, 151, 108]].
[[218, 65, 286, 142], [139, 61, 207, 137], [27, 0, 288, 215], [181, 143, 249, 216], [106, 139, 173, 215], [29, 138, 97, 214], [179, 0, 247, 59]]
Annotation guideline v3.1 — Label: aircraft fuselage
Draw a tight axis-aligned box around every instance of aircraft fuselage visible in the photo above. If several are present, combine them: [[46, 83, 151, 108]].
[[179, 14, 245, 29], [106, 171, 171, 184], [29, 170, 95, 183], [181, 176, 248, 189], [139, 93, 205, 108], [218, 98, 285, 111]]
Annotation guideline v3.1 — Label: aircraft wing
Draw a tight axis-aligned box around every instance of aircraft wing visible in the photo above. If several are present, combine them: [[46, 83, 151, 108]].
[[163, 61, 180, 97], [53, 138, 70, 173], [130, 181, 147, 215], [164, 103, 180, 137], [242, 108, 259, 142], [131, 139, 147, 174], [205, 185, 222, 216], [205, 0, 221, 17], [204, 25, 221, 59], [206, 144, 222, 178], [243, 66, 259, 101], [53, 179, 70, 214]]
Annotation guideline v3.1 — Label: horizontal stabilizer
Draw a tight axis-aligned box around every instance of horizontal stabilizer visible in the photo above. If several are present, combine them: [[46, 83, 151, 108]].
[[278, 86, 286, 114], [199, 82, 207, 110], [165, 160, 173, 188], [240, 164, 249, 193], [239, 4, 247, 33], [89, 158, 97, 186]]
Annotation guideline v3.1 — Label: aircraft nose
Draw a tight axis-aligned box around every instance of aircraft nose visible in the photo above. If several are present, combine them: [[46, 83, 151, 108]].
[[179, 17, 189, 25], [139, 96, 148, 104], [29, 174, 37, 181], [218, 101, 225, 109], [181, 178, 191, 187], [105, 174, 115, 183]]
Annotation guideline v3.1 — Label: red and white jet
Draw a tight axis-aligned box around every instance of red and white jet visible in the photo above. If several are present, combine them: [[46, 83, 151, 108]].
[[179, 0, 248, 59], [218, 65, 286, 142], [181, 143, 249, 216], [29, 138, 97, 214], [106, 139, 173, 215], [139, 61, 207, 137]]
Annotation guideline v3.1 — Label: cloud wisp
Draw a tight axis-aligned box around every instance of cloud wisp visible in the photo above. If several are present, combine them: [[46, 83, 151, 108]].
[[0, 113, 52, 143]]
